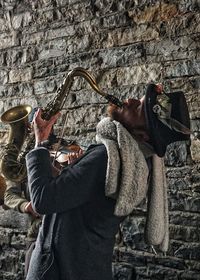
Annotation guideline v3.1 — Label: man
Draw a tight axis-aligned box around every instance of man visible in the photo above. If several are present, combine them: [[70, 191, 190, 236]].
[[25, 83, 190, 280], [4, 139, 83, 277], [3, 108, 83, 277], [4, 140, 82, 276]]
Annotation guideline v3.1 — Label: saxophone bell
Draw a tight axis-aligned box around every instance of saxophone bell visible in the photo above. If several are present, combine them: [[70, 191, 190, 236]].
[[0, 105, 32, 182]]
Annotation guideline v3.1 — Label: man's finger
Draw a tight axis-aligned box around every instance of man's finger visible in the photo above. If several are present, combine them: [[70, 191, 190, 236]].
[[50, 112, 61, 125]]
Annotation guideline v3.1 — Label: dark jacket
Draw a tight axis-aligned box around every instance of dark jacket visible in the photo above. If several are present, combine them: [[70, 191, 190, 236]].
[[26, 144, 123, 280]]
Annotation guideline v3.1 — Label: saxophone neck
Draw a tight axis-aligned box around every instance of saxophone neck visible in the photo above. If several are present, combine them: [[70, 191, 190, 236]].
[[68, 67, 123, 107]]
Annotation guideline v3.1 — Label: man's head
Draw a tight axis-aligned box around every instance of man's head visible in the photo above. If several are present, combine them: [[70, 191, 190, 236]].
[[107, 95, 149, 142], [108, 83, 190, 157]]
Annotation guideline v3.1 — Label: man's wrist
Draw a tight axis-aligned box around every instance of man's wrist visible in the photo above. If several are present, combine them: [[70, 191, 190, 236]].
[[20, 201, 29, 213], [35, 140, 49, 149]]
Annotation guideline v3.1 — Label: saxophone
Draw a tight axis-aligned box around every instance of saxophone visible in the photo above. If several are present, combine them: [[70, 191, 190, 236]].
[[0, 67, 123, 182]]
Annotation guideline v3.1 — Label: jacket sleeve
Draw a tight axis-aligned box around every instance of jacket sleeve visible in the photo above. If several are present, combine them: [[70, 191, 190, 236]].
[[4, 181, 29, 213], [26, 145, 107, 215]]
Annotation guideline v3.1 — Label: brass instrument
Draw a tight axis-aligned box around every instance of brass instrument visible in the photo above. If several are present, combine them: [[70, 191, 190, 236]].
[[0, 67, 123, 182], [0, 105, 32, 182]]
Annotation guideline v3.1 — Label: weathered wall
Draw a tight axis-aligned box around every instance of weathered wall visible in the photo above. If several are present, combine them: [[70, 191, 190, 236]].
[[0, 0, 199, 279]]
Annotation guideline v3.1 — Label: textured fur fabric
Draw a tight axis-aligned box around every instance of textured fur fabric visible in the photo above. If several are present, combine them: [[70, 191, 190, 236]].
[[96, 117, 149, 216], [145, 155, 169, 252], [96, 117, 169, 252]]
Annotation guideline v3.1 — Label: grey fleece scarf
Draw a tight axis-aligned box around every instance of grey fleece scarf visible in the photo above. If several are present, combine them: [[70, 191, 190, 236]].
[[96, 117, 169, 252]]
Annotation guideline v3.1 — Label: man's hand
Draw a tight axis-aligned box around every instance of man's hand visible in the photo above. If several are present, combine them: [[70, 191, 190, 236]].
[[24, 202, 40, 218], [67, 150, 83, 164], [32, 108, 60, 146]]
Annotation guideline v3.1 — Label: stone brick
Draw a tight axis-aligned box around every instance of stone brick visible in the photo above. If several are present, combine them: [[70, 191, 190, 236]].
[[113, 247, 153, 266], [66, 34, 92, 54], [168, 13, 200, 37], [8, 67, 33, 83], [0, 228, 11, 246], [135, 264, 182, 280], [46, 25, 76, 40], [102, 12, 132, 29], [4, 49, 23, 66], [33, 78, 57, 95], [166, 165, 191, 180], [4, 82, 33, 98], [190, 138, 200, 162], [165, 60, 200, 79], [115, 64, 161, 86], [98, 43, 144, 68], [169, 191, 200, 212], [21, 31, 45, 46], [162, 77, 200, 95], [55, 0, 68, 6], [128, 3, 178, 24], [11, 233, 27, 249], [104, 26, 159, 48], [33, 9, 55, 27], [90, 0, 120, 15], [63, 105, 103, 128], [11, 11, 32, 29], [164, 142, 188, 167], [91, 0, 138, 16], [170, 240, 200, 261], [38, 38, 66, 60], [0, 17, 9, 32], [188, 76, 200, 91], [33, 58, 56, 78], [0, 69, 8, 85], [75, 18, 101, 35], [168, 177, 192, 192], [69, 88, 105, 106], [178, 0, 200, 13], [169, 224, 200, 242], [119, 215, 148, 251], [4, 47, 38, 66], [180, 271, 200, 280], [59, 2, 93, 25], [0, 33, 19, 50], [113, 263, 135, 280], [187, 93, 200, 119], [145, 35, 200, 62], [0, 86, 6, 98], [0, 248, 25, 276], [0, 208, 29, 231], [22, 46, 38, 64]]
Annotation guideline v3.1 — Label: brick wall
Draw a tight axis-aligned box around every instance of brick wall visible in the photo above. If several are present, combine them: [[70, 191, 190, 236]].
[[0, 0, 199, 279]]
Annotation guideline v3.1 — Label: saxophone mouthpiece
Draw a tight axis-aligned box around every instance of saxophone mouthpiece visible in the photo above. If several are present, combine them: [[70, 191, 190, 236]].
[[106, 94, 123, 108]]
